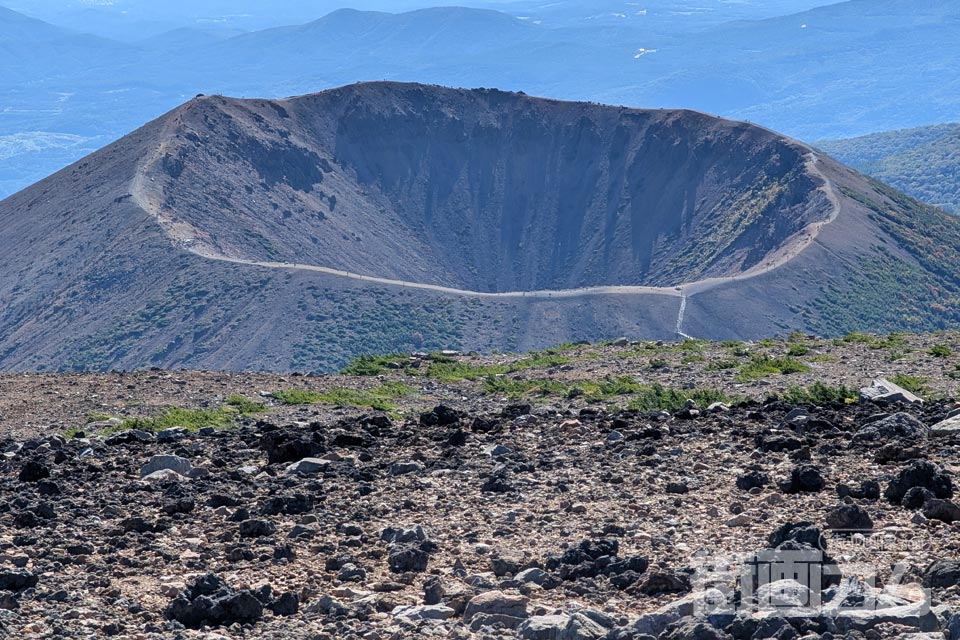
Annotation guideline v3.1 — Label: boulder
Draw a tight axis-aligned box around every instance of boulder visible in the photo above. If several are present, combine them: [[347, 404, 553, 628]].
[[517, 613, 609, 640], [859, 379, 923, 405], [140, 454, 192, 478], [18, 460, 50, 483], [387, 544, 429, 573], [141, 469, 189, 483], [853, 412, 928, 443], [923, 560, 960, 589], [284, 458, 329, 475], [825, 504, 874, 531], [260, 429, 323, 464], [635, 571, 691, 596], [931, 415, 960, 437], [736, 470, 769, 492], [165, 574, 263, 629], [780, 464, 825, 494], [515, 568, 560, 589], [391, 604, 455, 622], [923, 499, 960, 523], [0, 570, 38, 591], [463, 590, 528, 622], [884, 460, 953, 505]]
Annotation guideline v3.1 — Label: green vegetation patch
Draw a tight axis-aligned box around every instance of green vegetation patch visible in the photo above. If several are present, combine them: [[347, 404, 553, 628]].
[[225, 395, 268, 415], [737, 355, 811, 382], [339, 346, 577, 380], [929, 344, 953, 358], [482, 374, 733, 412], [627, 385, 732, 413], [813, 184, 960, 337], [772, 382, 858, 405], [340, 354, 410, 376], [118, 407, 235, 433], [890, 374, 929, 398]]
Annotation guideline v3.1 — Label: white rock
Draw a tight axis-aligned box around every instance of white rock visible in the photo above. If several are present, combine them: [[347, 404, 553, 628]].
[[859, 378, 922, 405], [285, 458, 330, 475], [140, 454, 192, 478], [392, 604, 455, 622], [726, 513, 753, 527], [141, 469, 188, 483], [930, 415, 960, 437], [485, 444, 512, 456]]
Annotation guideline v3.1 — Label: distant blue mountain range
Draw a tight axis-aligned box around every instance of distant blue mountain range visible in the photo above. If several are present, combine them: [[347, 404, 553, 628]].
[[1, 0, 957, 199]]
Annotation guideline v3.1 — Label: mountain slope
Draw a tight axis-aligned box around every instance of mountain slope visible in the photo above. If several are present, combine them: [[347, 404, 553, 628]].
[[818, 123, 960, 214], [137, 83, 828, 292], [1, 82, 958, 372]]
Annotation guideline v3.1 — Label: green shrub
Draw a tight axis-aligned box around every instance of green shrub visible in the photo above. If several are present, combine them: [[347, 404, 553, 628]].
[[272, 389, 325, 405], [118, 407, 234, 433], [787, 344, 810, 357], [774, 382, 858, 405], [929, 344, 953, 358], [340, 354, 408, 376], [627, 384, 731, 413], [225, 395, 268, 415], [737, 355, 810, 382], [891, 374, 929, 397], [273, 382, 414, 410], [706, 359, 740, 371]]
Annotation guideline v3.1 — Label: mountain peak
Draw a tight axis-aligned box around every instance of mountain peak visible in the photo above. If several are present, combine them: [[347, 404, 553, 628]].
[[0, 82, 957, 372]]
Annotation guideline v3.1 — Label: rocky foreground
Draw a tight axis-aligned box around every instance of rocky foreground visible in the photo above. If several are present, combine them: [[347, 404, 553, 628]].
[[1, 336, 960, 639]]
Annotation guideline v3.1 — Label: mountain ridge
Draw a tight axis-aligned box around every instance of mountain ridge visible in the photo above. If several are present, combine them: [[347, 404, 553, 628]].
[[1, 82, 958, 373]]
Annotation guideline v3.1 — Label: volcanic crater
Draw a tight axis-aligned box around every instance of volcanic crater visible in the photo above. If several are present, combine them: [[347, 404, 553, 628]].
[[136, 82, 834, 293]]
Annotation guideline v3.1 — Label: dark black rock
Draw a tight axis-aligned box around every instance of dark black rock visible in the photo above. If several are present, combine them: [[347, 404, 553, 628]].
[[37, 480, 61, 496], [162, 497, 196, 516], [666, 482, 689, 494], [121, 517, 155, 534], [445, 429, 468, 447], [18, 460, 49, 483], [767, 522, 827, 551], [260, 494, 314, 516], [238, 519, 277, 538], [502, 404, 532, 418], [423, 575, 444, 605], [104, 430, 155, 446], [837, 479, 880, 501], [923, 560, 960, 589], [165, 574, 264, 628], [825, 504, 873, 531], [758, 434, 803, 453], [0, 571, 38, 591], [884, 460, 953, 505], [268, 592, 299, 616], [419, 404, 460, 427], [208, 494, 241, 508], [387, 544, 429, 573], [481, 473, 515, 493], [259, 428, 324, 464], [923, 499, 960, 523], [780, 464, 825, 494], [736, 471, 769, 492], [902, 486, 936, 510]]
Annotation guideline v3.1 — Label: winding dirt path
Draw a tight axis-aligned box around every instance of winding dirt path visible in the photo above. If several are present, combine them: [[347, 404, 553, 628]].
[[131, 141, 840, 339]]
